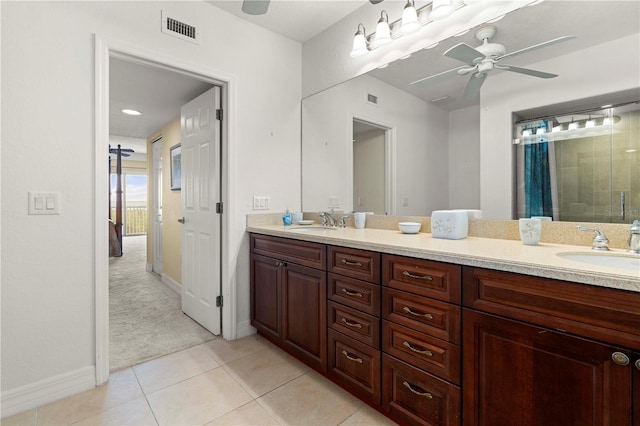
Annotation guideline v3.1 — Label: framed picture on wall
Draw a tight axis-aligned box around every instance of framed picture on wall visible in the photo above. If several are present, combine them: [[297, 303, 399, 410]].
[[170, 144, 181, 190]]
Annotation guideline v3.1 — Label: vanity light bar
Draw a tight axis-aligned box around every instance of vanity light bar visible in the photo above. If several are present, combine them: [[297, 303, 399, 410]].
[[350, 0, 545, 58]]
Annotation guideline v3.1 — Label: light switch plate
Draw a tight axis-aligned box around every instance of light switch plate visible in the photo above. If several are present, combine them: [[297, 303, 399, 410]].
[[29, 192, 60, 215]]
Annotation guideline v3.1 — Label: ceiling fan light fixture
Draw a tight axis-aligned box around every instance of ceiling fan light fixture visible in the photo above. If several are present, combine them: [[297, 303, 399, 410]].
[[374, 11, 392, 47], [430, 0, 454, 21], [350, 24, 370, 58], [122, 109, 142, 116], [401, 0, 421, 34]]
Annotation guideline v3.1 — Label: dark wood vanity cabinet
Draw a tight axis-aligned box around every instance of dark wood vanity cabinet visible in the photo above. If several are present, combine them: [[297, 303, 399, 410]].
[[462, 266, 640, 426], [250, 232, 640, 426], [250, 234, 327, 371]]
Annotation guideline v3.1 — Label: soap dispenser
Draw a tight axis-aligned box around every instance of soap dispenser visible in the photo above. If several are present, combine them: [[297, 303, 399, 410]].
[[282, 209, 292, 226]]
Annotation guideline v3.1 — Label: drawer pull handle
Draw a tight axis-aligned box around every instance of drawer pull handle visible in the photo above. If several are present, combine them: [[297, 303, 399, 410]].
[[611, 352, 630, 366], [403, 271, 433, 281], [403, 341, 433, 356], [341, 259, 363, 267], [403, 306, 434, 320], [341, 288, 363, 298], [341, 318, 363, 329], [342, 350, 363, 363], [635, 359, 640, 371], [402, 381, 433, 399]]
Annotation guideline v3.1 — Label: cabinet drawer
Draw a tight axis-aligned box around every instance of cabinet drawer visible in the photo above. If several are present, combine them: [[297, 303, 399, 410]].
[[383, 254, 461, 303], [328, 274, 380, 316], [462, 267, 640, 350], [250, 234, 326, 270], [382, 354, 460, 426], [328, 246, 380, 283], [328, 329, 381, 406], [328, 301, 380, 348], [382, 320, 460, 385], [383, 288, 461, 344]]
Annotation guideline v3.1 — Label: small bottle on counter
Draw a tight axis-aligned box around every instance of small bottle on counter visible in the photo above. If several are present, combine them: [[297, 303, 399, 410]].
[[282, 209, 292, 226]]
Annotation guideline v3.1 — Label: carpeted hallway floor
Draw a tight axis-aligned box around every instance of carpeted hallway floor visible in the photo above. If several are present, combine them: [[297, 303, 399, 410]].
[[109, 235, 215, 372]]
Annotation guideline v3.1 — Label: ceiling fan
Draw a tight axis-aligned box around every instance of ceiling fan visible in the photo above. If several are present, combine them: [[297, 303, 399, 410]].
[[109, 145, 134, 158], [242, 0, 382, 15], [410, 25, 575, 100]]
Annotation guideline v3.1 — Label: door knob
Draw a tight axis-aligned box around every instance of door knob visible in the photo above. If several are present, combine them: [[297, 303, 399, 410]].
[[177, 217, 185, 224]]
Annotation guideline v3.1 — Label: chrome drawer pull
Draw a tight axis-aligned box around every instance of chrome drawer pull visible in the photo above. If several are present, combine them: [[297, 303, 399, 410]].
[[635, 359, 640, 371], [611, 352, 630, 366], [403, 341, 433, 357], [341, 288, 363, 298], [342, 350, 363, 363], [403, 270, 433, 281], [402, 381, 433, 399], [341, 318, 363, 329], [403, 306, 434, 320], [341, 259, 363, 267]]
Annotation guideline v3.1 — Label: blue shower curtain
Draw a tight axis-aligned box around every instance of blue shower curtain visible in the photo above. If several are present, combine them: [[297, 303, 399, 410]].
[[524, 142, 553, 218]]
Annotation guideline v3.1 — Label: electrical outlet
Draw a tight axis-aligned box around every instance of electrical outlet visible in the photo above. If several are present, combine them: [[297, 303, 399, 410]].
[[252, 195, 270, 210], [402, 196, 409, 207], [328, 196, 340, 208]]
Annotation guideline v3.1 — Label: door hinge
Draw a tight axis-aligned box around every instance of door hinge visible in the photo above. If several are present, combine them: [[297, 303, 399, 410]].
[[216, 109, 223, 120], [216, 202, 223, 214], [216, 295, 223, 307]]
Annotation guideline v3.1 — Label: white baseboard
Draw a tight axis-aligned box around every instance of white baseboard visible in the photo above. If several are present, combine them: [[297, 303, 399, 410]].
[[1, 366, 95, 419], [161, 273, 181, 295], [235, 320, 256, 339]]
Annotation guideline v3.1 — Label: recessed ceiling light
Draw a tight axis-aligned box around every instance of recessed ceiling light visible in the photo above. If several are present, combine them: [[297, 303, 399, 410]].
[[122, 109, 142, 116], [626, 149, 637, 153]]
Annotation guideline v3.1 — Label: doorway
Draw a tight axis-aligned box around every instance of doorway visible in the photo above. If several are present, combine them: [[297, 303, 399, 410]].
[[352, 118, 392, 215], [95, 37, 232, 384]]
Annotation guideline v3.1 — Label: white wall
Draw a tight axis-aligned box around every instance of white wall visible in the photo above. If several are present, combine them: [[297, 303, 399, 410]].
[[480, 34, 640, 218], [1, 0, 301, 412], [448, 105, 480, 210], [302, 74, 449, 216]]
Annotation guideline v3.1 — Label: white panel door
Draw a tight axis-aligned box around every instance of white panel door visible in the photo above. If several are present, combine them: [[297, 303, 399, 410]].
[[180, 86, 221, 335], [152, 138, 163, 274]]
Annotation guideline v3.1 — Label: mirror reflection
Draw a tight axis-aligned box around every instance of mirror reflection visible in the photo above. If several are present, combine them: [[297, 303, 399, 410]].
[[301, 1, 640, 223]]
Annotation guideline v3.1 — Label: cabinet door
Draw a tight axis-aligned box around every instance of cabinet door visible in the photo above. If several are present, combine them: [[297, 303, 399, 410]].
[[282, 262, 328, 371], [250, 253, 281, 343], [463, 309, 632, 426]]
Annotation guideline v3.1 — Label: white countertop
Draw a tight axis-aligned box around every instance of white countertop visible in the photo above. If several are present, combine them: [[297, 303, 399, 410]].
[[247, 225, 640, 293]]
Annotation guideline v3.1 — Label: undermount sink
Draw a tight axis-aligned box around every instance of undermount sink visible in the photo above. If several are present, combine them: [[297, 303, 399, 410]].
[[287, 226, 338, 233], [556, 251, 640, 272]]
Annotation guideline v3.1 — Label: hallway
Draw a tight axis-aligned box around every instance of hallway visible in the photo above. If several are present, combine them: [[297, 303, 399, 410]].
[[109, 235, 215, 371]]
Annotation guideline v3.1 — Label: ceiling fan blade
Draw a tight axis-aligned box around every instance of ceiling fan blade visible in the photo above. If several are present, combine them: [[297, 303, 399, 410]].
[[496, 35, 576, 61], [242, 0, 270, 15], [499, 64, 558, 79], [444, 43, 486, 65], [461, 73, 487, 100], [369, 0, 384, 3], [410, 66, 471, 86]]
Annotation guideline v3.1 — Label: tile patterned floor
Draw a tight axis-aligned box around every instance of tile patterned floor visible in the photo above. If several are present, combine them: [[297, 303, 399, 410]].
[[2, 335, 398, 425]]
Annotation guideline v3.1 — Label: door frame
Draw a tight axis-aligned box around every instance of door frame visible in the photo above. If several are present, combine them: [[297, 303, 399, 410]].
[[151, 137, 163, 274], [94, 35, 236, 385], [350, 116, 395, 215]]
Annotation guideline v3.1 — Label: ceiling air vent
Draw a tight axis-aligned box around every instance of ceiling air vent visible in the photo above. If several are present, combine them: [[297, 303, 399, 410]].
[[161, 11, 200, 44]]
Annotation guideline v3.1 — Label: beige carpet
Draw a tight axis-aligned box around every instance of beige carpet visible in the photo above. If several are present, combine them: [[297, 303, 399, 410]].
[[109, 235, 215, 372]]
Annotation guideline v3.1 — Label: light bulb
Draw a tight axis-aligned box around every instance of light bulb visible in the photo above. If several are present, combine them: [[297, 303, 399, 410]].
[[401, 0, 421, 34], [568, 121, 578, 130], [536, 127, 545, 135], [350, 24, 369, 58], [430, 0, 454, 20], [585, 119, 595, 128], [374, 11, 392, 47]]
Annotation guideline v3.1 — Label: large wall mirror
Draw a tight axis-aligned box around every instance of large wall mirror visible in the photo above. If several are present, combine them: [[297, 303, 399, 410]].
[[302, 1, 640, 223]]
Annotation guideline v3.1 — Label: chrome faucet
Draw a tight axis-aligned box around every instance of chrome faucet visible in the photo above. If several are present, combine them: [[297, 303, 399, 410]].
[[338, 215, 350, 228], [319, 211, 337, 227], [577, 225, 609, 251], [628, 220, 640, 254]]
